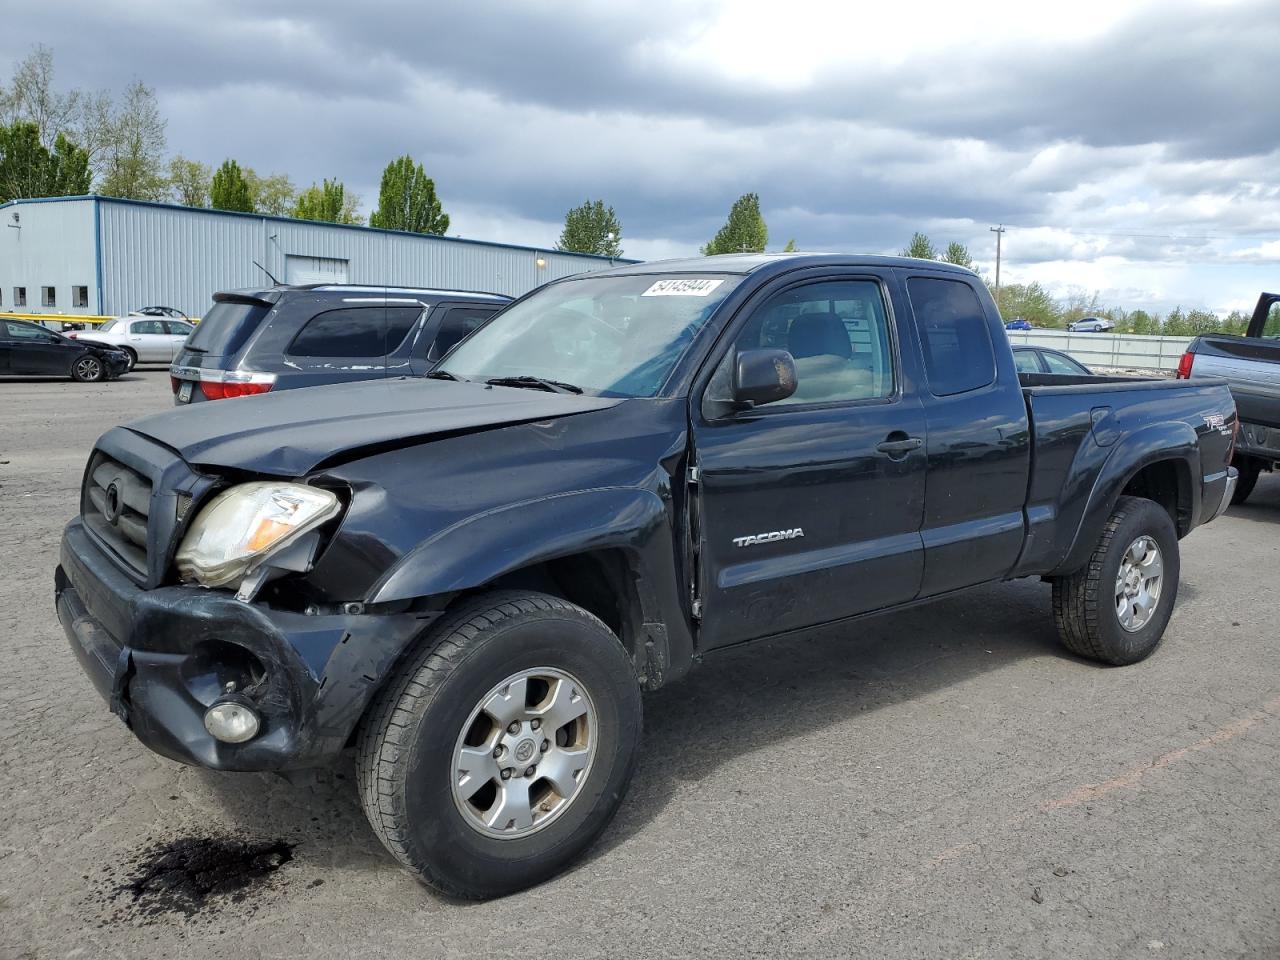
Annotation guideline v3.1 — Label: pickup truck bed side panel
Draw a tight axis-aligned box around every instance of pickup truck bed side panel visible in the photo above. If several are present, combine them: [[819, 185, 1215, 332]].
[[1014, 379, 1233, 577], [1189, 336, 1280, 430]]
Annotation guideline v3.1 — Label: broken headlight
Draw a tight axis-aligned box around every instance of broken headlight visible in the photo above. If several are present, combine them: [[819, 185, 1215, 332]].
[[175, 482, 341, 594]]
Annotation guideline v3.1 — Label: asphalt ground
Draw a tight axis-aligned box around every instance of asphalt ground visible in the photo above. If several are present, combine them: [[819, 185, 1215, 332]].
[[1, 370, 1277, 959]]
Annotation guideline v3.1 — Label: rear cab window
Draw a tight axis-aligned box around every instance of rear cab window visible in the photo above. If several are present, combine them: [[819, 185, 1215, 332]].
[[185, 299, 273, 356], [907, 277, 996, 396]]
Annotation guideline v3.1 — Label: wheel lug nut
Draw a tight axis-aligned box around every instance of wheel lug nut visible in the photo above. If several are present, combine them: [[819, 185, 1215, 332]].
[[540, 739, 549, 752], [530, 718, 541, 730], [507, 721, 521, 734], [501, 768, 512, 780], [524, 766, 536, 778], [493, 746, 504, 759]]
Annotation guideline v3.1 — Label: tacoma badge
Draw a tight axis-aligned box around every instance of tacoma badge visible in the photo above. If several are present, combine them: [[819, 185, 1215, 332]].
[[733, 528, 805, 548]]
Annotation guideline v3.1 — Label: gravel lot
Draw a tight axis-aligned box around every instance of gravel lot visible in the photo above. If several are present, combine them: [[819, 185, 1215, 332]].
[[2, 371, 1278, 959]]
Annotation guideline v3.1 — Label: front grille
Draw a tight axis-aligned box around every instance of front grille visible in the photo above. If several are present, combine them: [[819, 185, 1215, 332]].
[[83, 452, 153, 578]]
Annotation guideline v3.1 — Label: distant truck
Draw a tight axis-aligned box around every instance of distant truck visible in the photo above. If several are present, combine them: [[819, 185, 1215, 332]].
[[1178, 292, 1280, 503], [58, 254, 1238, 899]]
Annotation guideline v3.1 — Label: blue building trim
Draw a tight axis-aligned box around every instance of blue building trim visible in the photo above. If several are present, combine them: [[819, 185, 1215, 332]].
[[0, 195, 640, 264], [93, 197, 104, 314]]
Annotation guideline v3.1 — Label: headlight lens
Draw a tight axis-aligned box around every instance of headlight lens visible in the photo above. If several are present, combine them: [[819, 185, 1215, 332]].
[[175, 482, 341, 588]]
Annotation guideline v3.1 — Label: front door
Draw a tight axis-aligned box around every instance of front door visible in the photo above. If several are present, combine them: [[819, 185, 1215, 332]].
[[691, 275, 928, 649], [2, 321, 70, 375]]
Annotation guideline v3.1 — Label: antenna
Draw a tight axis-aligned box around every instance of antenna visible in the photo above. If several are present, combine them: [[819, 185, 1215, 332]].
[[252, 260, 281, 285]]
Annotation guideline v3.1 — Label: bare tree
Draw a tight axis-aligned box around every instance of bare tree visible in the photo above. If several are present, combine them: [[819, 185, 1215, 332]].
[[3, 46, 79, 147], [98, 81, 168, 201]]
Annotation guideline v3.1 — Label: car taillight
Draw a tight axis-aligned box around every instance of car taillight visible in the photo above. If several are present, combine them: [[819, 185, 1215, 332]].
[[67, 332, 78, 339], [199, 375, 274, 400], [1175, 351, 1194, 379]]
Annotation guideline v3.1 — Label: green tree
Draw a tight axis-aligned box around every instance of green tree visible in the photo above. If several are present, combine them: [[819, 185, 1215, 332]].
[[49, 131, 90, 194], [369, 155, 449, 234], [0, 121, 90, 201], [702, 192, 767, 255], [167, 155, 210, 207], [1222, 310, 1250, 335], [901, 232, 937, 259], [1162, 307, 1189, 336], [1125, 309, 1159, 335], [245, 168, 296, 216], [782, 238, 798, 252], [991, 281, 1061, 328], [941, 241, 974, 270], [555, 199, 622, 256], [97, 81, 167, 201], [293, 178, 361, 224], [210, 158, 254, 212]]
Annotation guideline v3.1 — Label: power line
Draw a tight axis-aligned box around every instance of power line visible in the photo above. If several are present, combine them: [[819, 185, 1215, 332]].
[[1004, 225, 1280, 243]]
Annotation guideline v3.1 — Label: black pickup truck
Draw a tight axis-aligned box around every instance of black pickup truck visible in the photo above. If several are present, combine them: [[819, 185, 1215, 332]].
[[1179, 292, 1280, 503], [56, 254, 1237, 898]]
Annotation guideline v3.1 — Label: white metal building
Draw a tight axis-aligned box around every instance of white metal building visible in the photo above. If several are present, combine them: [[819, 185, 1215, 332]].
[[0, 195, 633, 318]]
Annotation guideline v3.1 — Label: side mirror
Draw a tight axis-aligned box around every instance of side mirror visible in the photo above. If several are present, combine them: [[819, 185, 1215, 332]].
[[733, 348, 797, 406]]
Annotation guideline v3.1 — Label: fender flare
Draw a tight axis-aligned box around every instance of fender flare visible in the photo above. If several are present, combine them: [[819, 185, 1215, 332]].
[[1052, 419, 1200, 576], [366, 486, 695, 683]]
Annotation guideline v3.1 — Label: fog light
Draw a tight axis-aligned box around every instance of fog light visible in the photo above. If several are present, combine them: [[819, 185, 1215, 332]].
[[203, 698, 261, 743]]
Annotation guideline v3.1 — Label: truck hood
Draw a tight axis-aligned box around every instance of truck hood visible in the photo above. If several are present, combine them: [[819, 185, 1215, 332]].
[[127, 377, 622, 476]]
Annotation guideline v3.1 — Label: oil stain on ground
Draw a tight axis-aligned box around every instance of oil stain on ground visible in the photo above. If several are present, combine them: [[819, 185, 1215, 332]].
[[97, 836, 296, 925]]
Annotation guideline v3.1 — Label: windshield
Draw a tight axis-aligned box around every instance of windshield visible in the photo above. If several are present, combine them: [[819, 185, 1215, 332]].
[[185, 299, 272, 356], [97, 319, 118, 333], [439, 274, 740, 397]]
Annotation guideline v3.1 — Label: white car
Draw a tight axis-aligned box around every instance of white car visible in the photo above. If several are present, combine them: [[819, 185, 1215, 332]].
[[71, 313, 196, 369], [1067, 316, 1115, 333]]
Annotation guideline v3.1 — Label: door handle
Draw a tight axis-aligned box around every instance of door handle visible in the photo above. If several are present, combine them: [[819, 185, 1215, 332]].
[[876, 435, 923, 456]]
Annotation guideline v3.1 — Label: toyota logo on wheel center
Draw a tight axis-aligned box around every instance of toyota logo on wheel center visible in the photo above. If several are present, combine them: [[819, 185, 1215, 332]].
[[514, 738, 537, 763]]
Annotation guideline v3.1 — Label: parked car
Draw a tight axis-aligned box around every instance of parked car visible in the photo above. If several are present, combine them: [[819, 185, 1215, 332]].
[[57, 254, 1237, 899], [129, 306, 190, 320], [1179, 291, 1280, 503], [0, 318, 130, 381], [71, 315, 196, 370], [1012, 345, 1092, 376], [169, 284, 511, 403], [1068, 316, 1115, 333], [1005, 317, 1032, 330]]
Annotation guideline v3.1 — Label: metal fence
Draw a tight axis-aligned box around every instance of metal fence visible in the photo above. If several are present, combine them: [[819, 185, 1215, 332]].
[[1005, 329, 1193, 372]]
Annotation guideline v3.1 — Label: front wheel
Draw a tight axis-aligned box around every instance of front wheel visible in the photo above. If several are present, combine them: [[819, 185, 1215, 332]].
[[356, 591, 642, 899], [121, 348, 138, 372], [1051, 495, 1180, 665], [71, 355, 105, 383]]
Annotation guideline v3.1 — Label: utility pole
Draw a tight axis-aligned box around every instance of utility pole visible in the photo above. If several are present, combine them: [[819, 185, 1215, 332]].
[[990, 224, 1006, 312]]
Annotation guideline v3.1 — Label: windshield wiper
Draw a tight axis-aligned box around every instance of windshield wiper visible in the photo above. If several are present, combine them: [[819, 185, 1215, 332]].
[[485, 375, 583, 395], [426, 369, 468, 382]]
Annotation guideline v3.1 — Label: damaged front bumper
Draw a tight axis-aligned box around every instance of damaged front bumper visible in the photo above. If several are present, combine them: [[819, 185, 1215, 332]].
[[56, 518, 433, 771]]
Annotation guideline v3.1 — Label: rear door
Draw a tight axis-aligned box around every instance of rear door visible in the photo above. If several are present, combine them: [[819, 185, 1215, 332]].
[[408, 303, 503, 375], [691, 272, 928, 649], [125, 319, 172, 362], [162, 320, 195, 360], [902, 272, 1031, 596]]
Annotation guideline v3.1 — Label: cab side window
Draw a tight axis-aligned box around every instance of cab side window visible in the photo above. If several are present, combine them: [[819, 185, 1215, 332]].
[[908, 278, 996, 396], [728, 279, 895, 406]]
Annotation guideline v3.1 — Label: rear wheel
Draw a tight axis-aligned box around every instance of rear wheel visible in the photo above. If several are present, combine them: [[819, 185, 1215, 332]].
[[71, 355, 105, 383], [356, 591, 642, 899], [1231, 456, 1261, 505], [1051, 495, 1179, 665]]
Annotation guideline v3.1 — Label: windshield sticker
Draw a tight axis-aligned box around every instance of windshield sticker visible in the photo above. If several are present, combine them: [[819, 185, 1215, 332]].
[[641, 278, 726, 298]]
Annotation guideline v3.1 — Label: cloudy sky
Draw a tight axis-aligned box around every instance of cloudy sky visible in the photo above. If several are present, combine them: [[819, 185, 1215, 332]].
[[5, 0, 1280, 313]]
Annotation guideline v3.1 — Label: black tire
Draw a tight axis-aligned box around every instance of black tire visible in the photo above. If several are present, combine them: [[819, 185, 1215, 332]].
[[70, 354, 105, 383], [1051, 495, 1179, 666], [356, 591, 642, 899], [1231, 457, 1260, 505], [121, 348, 138, 372]]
